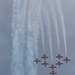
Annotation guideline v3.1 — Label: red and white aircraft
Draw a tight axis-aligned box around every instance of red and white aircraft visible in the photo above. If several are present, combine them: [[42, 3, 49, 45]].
[[41, 55, 49, 60], [33, 59, 40, 64], [42, 61, 49, 67], [63, 57, 70, 63], [56, 54, 63, 59], [49, 64, 57, 70], [56, 61, 63, 66], [50, 71, 57, 75]]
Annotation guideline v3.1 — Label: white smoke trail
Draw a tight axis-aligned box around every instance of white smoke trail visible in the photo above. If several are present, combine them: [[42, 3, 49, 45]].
[[26, 0, 42, 75], [39, 0, 46, 53], [53, 0, 68, 56], [11, 0, 26, 75], [46, 17, 53, 62], [47, 25, 53, 62], [26, 0, 38, 75], [26, 25, 38, 75], [41, 0, 53, 62], [29, 0, 42, 57], [32, 24, 39, 57], [47, 0, 60, 52], [40, 21, 45, 53]]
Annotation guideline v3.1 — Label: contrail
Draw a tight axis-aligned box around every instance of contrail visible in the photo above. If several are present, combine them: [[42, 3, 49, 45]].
[[41, 0, 53, 62], [30, 0, 42, 58], [26, 0, 42, 75], [26, 0, 38, 74], [40, 0, 46, 53], [46, 17, 53, 62], [40, 18, 45, 53], [47, 0, 60, 52], [26, 24, 38, 75], [26, 0, 38, 57], [32, 23, 38, 57], [11, 0, 26, 75], [53, 0, 68, 56], [40, 20, 45, 53]]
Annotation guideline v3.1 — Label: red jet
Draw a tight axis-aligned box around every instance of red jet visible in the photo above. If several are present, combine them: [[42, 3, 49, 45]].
[[50, 71, 57, 75], [33, 59, 40, 64], [49, 64, 57, 70], [41, 55, 49, 60], [56, 61, 63, 66], [63, 57, 70, 63], [42, 61, 49, 67], [56, 54, 63, 59]]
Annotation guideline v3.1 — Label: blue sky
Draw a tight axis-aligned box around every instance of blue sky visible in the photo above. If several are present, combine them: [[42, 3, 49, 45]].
[[0, 0, 75, 75]]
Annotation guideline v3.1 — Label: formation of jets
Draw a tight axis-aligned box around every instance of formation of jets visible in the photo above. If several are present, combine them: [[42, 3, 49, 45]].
[[33, 54, 71, 75]]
